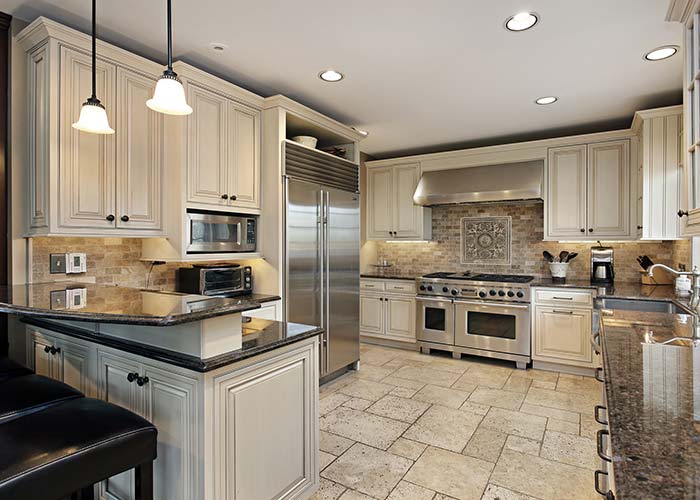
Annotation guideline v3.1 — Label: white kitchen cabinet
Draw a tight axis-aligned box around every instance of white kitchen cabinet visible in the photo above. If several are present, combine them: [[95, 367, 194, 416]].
[[367, 163, 431, 241], [19, 19, 165, 237], [242, 300, 282, 321], [545, 140, 631, 240], [360, 279, 416, 343], [186, 82, 261, 211], [532, 288, 595, 371], [633, 106, 684, 239], [27, 326, 96, 396]]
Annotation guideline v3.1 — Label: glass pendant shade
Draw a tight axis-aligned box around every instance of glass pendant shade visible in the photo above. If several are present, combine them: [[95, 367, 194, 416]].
[[146, 73, 192, 115], [72, 99, 114, 134]]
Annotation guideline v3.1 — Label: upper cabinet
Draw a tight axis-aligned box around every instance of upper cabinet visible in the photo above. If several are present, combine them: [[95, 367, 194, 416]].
[[546, 139, 631, 240], [632, 106, 684, 240], [20, 19, 165, 237], [366, 162, 432, 241], [185, 81, 260, 211]]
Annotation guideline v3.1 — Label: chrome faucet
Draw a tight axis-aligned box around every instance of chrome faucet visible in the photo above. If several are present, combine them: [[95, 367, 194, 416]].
[[648, 264, 700, 311]]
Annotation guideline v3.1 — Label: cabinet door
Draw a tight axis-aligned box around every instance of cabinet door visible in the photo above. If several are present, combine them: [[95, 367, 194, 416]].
[[385, 296, 416, 340], [367, 167, 394, 239], [141, 365, 198, 500], [30, 331, 57, 379], [59, 46, 116, 229], [116, 68, 163, 230], [546, 145, 587, 238], [28, 45, 50, 230], [187, 84, 228, 206], [393, 163, 422, 238], [360, 295, 384, 335], [534, 307, 593, 366], [587, 140, 630, 237], [55, 337, 95, 396], [97, 352, 143, 500], [227, 103, 260, 209]]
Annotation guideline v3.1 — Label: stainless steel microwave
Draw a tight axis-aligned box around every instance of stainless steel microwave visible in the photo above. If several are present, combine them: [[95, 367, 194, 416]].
[[186, 212, 257, 254]]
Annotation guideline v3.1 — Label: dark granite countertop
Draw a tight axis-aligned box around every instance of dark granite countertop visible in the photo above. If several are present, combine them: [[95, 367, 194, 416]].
[[532, 279, 684, 302], [22, 316, 322, 372], [0, 283, 281, 326], [361, 271, 418, 281], [599, 307, 700, 499]]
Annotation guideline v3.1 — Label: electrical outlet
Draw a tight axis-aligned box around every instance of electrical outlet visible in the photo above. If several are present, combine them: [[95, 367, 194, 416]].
[[50, 254, 67, 274], [66, 253, 87, 274]]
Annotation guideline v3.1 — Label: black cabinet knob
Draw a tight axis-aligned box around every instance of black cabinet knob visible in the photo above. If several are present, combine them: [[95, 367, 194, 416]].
[[588, 228, 593, 232], [44, 345, 51, 353], [127, 372, 139, 383], [136, 376, 149, 387], [679, 209, 689, 218], [580, 228, 585, 233], [221, 194, 229, 200], [230, 195, 237, 201], [53, 347, 61, 355], [121, 215, 129, 222], [106, 214, 115, 222], [637, 225, 643, 230]]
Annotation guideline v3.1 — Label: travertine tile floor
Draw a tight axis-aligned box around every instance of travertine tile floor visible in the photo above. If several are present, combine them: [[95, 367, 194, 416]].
[[312, 344, 601, 500]]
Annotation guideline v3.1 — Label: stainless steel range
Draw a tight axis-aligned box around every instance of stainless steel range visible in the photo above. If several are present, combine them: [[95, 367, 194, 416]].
[[415, 272, 533, 369]]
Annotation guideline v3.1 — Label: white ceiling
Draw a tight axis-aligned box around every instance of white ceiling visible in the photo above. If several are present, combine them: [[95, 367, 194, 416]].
[[4, 0, 683, 158]]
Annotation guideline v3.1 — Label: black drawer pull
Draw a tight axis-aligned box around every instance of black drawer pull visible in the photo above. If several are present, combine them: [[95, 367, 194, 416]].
[[136, 376, 150, 387], [127, 372, 139, 383], [44, 345, 51, 353], [595, 367, 605, 383], [595, 405, 608, 426], [597, 429, 612, 463], [594, 470, 609, 497]]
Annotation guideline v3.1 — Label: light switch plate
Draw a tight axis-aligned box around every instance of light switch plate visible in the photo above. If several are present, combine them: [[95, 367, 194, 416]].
[[50, 254, 67, 274]]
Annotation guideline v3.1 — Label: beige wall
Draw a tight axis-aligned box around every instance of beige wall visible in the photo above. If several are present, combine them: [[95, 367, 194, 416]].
[[374, 200, 691, 282]]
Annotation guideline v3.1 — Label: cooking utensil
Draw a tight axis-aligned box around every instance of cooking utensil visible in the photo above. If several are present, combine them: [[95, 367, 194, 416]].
[[559, 251, 569, 263], [543, 251, 555, 263], [566, 252, 578, 262]]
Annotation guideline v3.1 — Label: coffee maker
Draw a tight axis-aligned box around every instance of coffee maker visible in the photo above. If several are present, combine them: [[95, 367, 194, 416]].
[[591, 242, 614, 284]]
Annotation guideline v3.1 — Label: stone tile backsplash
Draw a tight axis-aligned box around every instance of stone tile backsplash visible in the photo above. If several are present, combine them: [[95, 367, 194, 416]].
[[375, 201, 691, 283]]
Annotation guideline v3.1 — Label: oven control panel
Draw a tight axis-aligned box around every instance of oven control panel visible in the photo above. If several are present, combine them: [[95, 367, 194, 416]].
[[417, 280, 530, 303]]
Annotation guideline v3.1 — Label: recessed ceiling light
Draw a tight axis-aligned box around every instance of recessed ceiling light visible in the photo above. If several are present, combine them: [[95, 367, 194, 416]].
[[644, 45, 679, 61], [209, 42, 228, 53], [535, 96, 558, 105], [319, 70, 344, 82], [505, 12, 539, 32]]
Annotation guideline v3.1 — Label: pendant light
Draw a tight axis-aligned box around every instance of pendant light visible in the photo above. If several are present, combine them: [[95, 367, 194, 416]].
[[72, 0, 114, 134], [146, 0, 192, 115]]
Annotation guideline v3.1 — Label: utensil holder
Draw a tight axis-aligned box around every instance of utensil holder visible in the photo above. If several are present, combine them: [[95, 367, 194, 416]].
[[549, 262, 569, 281]]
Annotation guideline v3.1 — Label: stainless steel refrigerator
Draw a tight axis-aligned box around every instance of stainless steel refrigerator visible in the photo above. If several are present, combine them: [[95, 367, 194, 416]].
[[284, 145, 360, 378]]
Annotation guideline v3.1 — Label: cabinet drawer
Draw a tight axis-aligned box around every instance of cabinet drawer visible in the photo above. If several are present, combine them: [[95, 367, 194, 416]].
[[384, 281, 416, 294], [534, 289, 593, 307], [360, 280, 385, 291]]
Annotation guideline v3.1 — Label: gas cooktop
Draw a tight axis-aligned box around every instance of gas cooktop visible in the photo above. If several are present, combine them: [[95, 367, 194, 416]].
[[421, 272, 534, 284]]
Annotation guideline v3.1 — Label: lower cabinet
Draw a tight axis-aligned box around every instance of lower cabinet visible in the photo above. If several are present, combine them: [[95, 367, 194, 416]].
[[532, 288, 595, 370], [359, 279, 416, 343], [24, 323, 318, 500]]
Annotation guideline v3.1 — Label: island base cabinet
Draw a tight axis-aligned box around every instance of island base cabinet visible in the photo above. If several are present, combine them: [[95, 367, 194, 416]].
[[533, 306, 593, 367], [211, 341, 319, 500]]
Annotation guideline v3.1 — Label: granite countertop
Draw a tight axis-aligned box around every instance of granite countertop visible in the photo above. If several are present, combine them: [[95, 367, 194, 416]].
[[532, 279, 683, 302], [599, 307, 700, 499], [22, 316, 322, 372], [0, 282, 281, 326], [361, 271, 418, 281]]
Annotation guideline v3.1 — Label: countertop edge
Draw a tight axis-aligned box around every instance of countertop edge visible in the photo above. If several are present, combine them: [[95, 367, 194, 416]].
[[21, 316, 323, 372]]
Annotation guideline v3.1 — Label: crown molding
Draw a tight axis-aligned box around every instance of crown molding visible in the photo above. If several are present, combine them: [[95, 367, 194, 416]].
[[666, 0, 700, 24]]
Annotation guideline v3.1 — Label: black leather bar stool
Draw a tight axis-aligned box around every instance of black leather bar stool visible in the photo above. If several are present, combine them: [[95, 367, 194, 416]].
[[0, 356, 32, 381], [0, 373, 83, 423], [0, 397, 157, 500]]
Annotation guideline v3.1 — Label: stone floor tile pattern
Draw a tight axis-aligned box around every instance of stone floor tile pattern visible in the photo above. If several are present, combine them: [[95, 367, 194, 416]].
[[311, 344, 601, 500]]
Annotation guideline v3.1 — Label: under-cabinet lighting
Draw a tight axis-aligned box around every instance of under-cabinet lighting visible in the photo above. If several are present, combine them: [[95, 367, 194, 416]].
[[384, 240, 433, 244]]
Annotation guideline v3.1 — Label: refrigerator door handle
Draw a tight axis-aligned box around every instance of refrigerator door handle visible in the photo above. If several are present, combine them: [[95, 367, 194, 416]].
[[323, 189, 331, 375]]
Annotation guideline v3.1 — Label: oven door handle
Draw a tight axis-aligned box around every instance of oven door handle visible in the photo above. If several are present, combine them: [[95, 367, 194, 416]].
[[416, 297, 454, 304], [454, 299, 530, 310]]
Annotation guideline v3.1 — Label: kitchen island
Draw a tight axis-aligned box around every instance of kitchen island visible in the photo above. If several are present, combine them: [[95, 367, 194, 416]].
[[1, 283, 322, 500]]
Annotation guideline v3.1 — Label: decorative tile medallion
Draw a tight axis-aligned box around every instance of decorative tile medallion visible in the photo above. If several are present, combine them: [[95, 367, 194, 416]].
[[460, 216, 511, 265]]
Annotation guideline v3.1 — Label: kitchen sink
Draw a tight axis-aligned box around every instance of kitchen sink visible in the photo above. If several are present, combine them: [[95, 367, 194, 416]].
[[596, 297, 691, 315]]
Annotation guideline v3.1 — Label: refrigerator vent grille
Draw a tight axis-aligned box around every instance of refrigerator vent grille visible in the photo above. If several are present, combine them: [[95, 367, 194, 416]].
[[284, 140, 359, 192]]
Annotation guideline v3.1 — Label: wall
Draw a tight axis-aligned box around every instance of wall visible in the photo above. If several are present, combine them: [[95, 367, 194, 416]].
[[375, 200, 691, 282]]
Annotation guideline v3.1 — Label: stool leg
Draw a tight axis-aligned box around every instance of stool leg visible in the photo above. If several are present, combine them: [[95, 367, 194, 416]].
[[80, 485, 94, 500], [135, 462, 153, 500]]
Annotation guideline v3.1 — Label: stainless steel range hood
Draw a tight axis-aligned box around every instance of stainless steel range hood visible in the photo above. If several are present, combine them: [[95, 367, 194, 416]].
[[413, 160, 544, 206]]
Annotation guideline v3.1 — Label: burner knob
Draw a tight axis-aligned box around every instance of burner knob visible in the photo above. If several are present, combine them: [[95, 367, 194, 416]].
[[419, 285, 426, 291], [451, 289, 458, 296], [478, 291, 487, 298], [489, 290, 497, 296], [516, 290, 524, 298], [498, 290, 506, 297], [442, 287, 449, 293], [427, 286, 433, 292], [507, 291, 515, 298]]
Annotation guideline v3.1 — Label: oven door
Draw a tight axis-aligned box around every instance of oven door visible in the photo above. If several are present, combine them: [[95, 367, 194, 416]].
[[454, 300, 530, 356], [416, 297, 455, 345], [187, 213, 256, 253]]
